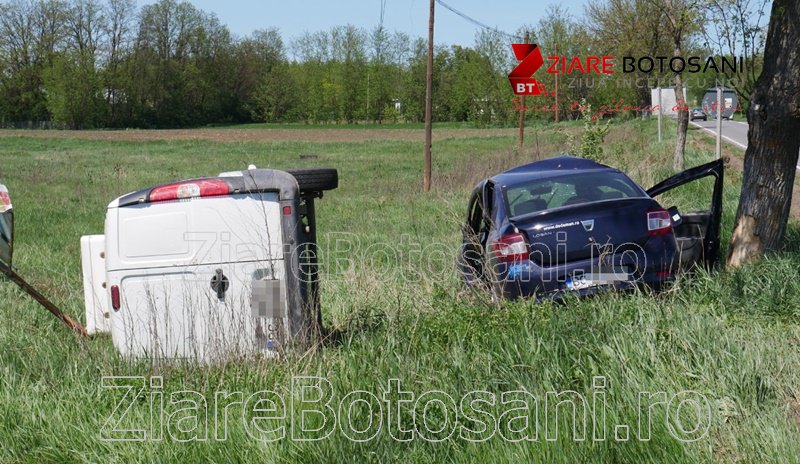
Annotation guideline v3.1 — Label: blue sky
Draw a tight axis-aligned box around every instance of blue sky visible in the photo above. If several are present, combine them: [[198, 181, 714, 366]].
[[182, 0, 588, 45]]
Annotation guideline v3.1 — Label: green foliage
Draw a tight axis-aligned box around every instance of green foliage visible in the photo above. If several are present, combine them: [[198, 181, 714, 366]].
[[0, 0, 769, 129], [44, 51, 106, 129], [0, 0, 523, 128], [382, 103, 401, 123], [249, 56, 296, 123], [568, 99, 611, 161]]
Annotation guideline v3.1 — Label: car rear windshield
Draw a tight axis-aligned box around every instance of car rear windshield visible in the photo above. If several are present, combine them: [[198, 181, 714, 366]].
[[504, 171, 646, 217]]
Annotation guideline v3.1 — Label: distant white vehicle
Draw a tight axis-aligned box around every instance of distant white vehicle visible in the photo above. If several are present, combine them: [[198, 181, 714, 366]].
[[81, 167, 337, 362]]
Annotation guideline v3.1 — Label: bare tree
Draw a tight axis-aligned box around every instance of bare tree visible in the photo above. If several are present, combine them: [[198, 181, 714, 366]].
[[31, 0, 68, 64], [105, 0, 134, 65], [0, 0, 67, 68], [701, 0, 770, 102], [103, 0, 135, 124], [66, 0, 105, 55], [0, 0, 37, 70], [0, 0, 67, 121], [586, 0, 671, 114], [651, 0, 702, 171], [728, 0, 800, 266]]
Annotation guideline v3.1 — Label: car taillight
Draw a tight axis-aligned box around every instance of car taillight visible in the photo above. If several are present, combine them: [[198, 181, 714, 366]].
[[647, 210, 672, 236], [491, 233, 529, 263], [149, 179, 229, 203], [111, 285, 120, 311]]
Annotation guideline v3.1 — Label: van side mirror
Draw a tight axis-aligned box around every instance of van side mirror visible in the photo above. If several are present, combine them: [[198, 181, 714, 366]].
[[0, 184, 13, 273], [0, 183, 86, 335]]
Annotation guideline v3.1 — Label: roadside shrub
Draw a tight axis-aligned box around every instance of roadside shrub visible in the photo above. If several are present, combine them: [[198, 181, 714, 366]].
[[568, 99, 611, 162]]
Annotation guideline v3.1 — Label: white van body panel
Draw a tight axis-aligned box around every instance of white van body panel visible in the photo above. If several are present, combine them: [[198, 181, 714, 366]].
[[80, 235, 110, 335], [103, 192, 289, 362], [106, 193, 284, 272]]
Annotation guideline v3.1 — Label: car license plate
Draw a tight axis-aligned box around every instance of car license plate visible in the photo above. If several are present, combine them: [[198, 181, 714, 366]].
[[566, 269, 629, 291], [566, 275, 595, 290]]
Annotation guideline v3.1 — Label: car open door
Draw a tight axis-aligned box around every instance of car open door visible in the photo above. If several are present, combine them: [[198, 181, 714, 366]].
[[459, 181, 487, 284], [646, 159, 724, 271]]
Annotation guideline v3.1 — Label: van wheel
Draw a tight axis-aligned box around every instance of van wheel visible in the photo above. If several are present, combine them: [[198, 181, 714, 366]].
[[285, 168, 338, 192]]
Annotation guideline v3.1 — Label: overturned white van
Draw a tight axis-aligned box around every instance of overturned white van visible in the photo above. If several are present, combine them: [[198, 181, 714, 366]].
[[81, 167, 337, 362]]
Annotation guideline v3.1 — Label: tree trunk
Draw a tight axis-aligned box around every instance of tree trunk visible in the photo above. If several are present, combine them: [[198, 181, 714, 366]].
[[672, 47, 688, 172], [728, 0, 800, 267]]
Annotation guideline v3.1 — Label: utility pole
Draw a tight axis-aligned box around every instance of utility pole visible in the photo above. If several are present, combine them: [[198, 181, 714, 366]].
[[423, 0, 435, 192], [657, 83, 663, 143], [716, 84, 723, 159], [554, 41, 559, 123], [518, 31, 529, 150]]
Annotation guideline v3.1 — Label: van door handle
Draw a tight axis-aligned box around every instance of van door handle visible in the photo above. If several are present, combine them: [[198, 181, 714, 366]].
[[211, 269, 229, 299]]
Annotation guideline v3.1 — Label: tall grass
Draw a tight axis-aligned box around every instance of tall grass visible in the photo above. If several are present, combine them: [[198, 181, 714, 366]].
[[0, 120, 797, 463]]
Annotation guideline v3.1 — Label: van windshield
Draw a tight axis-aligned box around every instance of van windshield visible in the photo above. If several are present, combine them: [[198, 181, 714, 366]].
[[504, 171, 646, 218]]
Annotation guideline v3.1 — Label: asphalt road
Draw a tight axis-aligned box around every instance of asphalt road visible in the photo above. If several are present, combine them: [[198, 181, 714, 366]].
[[689, 117, 800, 170]]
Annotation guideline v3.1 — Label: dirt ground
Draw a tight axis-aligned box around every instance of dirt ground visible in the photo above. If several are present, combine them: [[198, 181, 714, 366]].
[[0, 127, 517, 143]]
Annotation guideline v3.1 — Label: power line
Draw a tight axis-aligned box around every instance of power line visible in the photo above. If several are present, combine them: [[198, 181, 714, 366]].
[[434, 0, 521, 42]]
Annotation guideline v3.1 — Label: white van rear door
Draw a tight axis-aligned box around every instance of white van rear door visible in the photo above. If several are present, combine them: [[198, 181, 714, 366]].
[[105, 191, 290, 361], [109, 261, 288, 361]]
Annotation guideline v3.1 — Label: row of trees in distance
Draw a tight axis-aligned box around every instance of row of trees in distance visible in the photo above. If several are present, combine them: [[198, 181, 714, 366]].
[[0, 0, 768, 129]]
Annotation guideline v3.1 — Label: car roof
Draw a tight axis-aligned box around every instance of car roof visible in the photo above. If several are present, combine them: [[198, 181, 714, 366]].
[[490, 155, 620, 187]]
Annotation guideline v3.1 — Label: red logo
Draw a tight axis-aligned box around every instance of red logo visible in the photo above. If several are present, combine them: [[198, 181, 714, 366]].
[[509, 44, 616, 96], [508, 44, 545, 96]]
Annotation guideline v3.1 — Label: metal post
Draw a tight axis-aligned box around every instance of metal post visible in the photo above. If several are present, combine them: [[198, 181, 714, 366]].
[[518, 31, 529, 150], [716, 86, 723, 159], [657, 85, 663, 143], [423, 0, 435, 192], [554, 41, 559, 123]]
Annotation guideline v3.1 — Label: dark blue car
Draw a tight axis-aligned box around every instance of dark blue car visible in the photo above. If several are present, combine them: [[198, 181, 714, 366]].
[[459, 156, 723, 300]]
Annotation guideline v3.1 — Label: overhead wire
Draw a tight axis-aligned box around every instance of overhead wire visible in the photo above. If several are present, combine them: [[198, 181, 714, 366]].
[[434, 0, 522, 42]]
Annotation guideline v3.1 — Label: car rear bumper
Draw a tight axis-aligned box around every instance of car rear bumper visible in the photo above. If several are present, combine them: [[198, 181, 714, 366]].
[[492, 244, 675, 300], [504, 275, 673, 302]]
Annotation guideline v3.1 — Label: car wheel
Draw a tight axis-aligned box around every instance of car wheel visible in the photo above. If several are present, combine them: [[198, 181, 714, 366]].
[[285, 168, 339, 192]]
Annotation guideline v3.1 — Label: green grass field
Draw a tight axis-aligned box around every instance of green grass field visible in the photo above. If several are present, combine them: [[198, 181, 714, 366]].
[[0, 120, 798, 463]]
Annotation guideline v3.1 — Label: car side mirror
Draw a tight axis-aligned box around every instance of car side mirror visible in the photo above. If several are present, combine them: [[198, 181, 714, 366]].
[[668, 206, 682, 227], [0, 184, 13, 273]]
